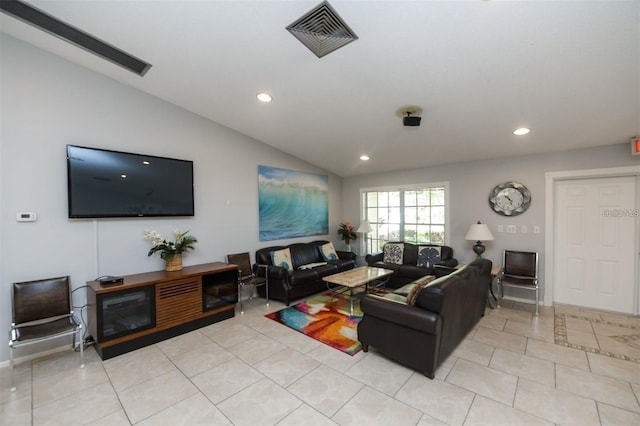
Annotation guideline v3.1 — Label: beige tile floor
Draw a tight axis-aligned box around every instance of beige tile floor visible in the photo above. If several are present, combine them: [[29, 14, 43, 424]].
[[1, 298, 639, 426]]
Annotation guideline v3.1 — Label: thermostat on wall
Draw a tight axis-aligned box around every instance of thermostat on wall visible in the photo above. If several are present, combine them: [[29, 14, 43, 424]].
[[16, 212, 37, 222]]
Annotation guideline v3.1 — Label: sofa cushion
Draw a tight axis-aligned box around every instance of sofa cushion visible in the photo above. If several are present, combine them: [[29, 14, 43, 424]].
[[271, 248, 293, 271], [417, 246, 441, 268], [383, 243, 404, 264], [319, 242, 338, 261], [371, 261, 402, 273], [398, 265, 433, 279], [309, 263, 339, 276], [288, 268, 319, 286], [289, 243, 324, 267]]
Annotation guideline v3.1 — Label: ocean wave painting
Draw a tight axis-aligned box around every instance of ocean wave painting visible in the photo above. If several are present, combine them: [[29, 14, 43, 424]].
[[259, 165, 329, 241]]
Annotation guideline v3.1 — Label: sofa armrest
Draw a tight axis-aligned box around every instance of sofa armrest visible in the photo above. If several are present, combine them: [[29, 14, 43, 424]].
[[438, 258, 458, 268], [336, 250, 356, 261], [253, 264, 267, 276], [258, 265, 287, 280], [365, 252, 383, 264], [360, 295, 440, 335]]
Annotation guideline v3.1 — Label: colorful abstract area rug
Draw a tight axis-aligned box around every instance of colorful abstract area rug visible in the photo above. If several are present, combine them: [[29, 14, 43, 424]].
[[265, 291, 364, 356]]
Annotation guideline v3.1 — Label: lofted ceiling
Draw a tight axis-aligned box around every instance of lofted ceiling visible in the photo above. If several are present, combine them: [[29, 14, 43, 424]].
[[1, 0, 638, 177]]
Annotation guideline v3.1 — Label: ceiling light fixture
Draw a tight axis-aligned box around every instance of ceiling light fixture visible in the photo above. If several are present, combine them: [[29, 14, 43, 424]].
[[513, 127, 531, 136], [256, 93, 272, 103], [360, 155, 370, 161]]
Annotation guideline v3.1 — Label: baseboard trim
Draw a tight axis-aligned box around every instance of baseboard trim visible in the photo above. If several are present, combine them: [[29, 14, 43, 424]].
[[499, 295, 542, 306], [0, 344, 74, 370]]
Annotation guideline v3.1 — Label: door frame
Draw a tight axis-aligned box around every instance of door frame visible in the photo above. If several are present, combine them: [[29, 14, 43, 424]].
[[544, 165, 640, 314]]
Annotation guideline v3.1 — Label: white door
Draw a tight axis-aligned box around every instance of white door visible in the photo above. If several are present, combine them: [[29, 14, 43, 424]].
[[554, 176, 637, 314]]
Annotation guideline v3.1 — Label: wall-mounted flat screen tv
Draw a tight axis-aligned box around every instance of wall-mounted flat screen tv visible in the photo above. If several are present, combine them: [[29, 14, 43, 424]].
[[67, 145, 194, 218]]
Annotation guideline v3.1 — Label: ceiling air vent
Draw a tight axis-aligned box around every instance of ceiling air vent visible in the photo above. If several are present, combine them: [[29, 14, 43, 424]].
[[286, 1, 358, 58], [0, 0, 152, 76]]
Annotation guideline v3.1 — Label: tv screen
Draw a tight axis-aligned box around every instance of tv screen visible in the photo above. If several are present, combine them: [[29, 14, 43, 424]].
[[67, 145, 194, 218]]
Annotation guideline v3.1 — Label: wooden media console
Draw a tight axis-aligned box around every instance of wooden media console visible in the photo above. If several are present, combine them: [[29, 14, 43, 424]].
[[87, 262, 238, 360]]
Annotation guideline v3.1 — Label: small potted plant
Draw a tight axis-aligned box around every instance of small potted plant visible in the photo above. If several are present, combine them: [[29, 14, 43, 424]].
[[337, 221, 357, 249], [144, 229, 197, 271]]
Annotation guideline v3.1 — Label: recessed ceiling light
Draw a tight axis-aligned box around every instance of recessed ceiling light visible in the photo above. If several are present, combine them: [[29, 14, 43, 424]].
[[513, 127, 531, 136], [256, 92, 272, 103], [360, 155, 370, 161]]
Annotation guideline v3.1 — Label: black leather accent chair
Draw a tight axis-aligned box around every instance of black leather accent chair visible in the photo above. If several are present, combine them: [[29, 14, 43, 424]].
[[227, 252, 268, 314], [9, 276, 84, 391], [497, 250, 539, 316]]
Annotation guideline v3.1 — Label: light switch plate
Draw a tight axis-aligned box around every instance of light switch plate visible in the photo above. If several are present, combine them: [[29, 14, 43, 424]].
[[507, 225, 516, 233]]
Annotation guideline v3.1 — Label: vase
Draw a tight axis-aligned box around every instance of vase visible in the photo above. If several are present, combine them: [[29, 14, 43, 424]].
[[165, 255, 182, 271]]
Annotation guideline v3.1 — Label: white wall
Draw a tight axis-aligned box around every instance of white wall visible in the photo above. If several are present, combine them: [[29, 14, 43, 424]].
[[0, 35, 344, 363], [342, 143, 638, 302]]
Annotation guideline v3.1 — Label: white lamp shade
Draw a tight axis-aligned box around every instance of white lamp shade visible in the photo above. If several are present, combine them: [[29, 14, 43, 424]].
[[465, 222, 494, 241], [357, 220, 372, 233]]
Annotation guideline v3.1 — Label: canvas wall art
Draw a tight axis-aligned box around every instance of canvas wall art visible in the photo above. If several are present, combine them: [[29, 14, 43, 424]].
[[258, 165, 329, 241]]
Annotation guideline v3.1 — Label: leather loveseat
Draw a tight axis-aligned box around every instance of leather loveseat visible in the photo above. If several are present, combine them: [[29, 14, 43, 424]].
[[365, 242, 458, 288], [358, 258, 492, 379], [255, 240, 356, 305]]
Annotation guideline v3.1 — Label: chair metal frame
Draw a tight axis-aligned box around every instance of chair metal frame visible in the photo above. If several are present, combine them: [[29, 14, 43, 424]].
[[9, 275, 85, 391], [496, 250, 539, 316], [226, 252, 269, 314]]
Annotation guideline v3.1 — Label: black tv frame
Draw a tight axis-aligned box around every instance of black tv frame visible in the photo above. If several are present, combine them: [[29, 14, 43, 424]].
[[67, 145, 194, 218]]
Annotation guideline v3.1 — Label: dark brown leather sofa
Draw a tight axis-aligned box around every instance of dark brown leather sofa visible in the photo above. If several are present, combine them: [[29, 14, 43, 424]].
[[365, 242, 459, 288], [255, 240, 356, 305], [358, 258, 492, 378]]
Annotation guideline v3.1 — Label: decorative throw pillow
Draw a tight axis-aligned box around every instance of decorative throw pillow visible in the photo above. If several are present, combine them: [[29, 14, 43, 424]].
[[417, 246, 441, 268], [383, 243, 404, 264], [319, 242, 338, 261], [406, 275, 436, 305], [270, 248, 293, 271]]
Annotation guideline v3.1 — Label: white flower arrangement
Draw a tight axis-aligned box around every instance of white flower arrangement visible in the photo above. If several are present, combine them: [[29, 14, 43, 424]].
[[144, 229, 197, 260]]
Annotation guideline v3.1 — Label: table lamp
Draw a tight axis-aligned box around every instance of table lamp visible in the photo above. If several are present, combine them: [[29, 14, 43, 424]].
[[464, 221, 494, 258], [357, 220, 373, 255]]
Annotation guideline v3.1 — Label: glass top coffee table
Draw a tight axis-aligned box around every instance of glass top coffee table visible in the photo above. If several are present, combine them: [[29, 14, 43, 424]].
[[323, 266, 394, 316]]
